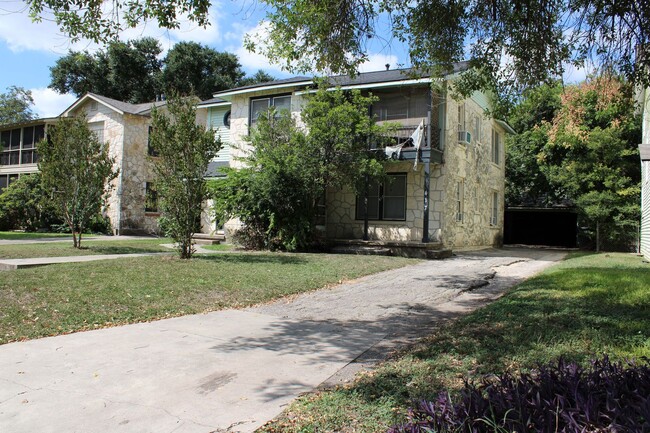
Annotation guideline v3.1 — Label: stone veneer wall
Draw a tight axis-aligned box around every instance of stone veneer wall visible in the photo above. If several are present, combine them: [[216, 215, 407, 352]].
[[441, 95, 505, 249], [218, 86, 505, 248], [74, 101, 159, 234], [221, 89, 306, 237], [326, 93, 506, 248], [326, 162, 444, 242]]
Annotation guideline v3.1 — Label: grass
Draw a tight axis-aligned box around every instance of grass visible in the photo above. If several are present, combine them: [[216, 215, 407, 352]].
[[201, 243, 236, 251], [0, 238, 173, 259], [0, 231, 72, 240], [0, 253, 417, 344], [259, 252, 650, 433]]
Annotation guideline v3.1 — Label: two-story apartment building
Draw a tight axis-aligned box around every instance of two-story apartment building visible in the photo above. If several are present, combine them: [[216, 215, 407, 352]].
[[1, 94, 176, 235], [0, 118, 55, 192], [198, 65, 514, 250]]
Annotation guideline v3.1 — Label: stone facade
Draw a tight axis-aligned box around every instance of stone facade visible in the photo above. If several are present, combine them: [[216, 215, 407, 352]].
[[206, 71, 509, 250], [67, 99, 160, 235]]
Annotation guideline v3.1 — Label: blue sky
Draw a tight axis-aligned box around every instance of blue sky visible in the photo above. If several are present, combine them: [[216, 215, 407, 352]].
[[0, 0, 408, 118], [0, 1, 587, 118]]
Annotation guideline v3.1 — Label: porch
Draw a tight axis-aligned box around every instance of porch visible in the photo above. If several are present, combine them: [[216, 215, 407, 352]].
[[329, 238, 452, 260]]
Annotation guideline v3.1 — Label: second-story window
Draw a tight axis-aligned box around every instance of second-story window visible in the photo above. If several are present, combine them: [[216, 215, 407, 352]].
[[250, 95, 291, 126], [491, 129, 501, 165], [147, 126, 159, 157]]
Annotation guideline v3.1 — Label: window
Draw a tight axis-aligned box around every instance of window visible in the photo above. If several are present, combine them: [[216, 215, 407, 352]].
[[458, 103, 466, 132], [457, 103, 470, 144], [472, 115, 482, 143], [20, 125, 42, 164], [491, 129, 501, 165], [250, 95, 291, 126], [0, 174, 19, 193], [145, 182, 158, 213], [490, 191, 499, 226], [356, 173, 407, 221], [223, 110, 231, 128], [455, 179, 464, 223], [1, 129, 21, 165], [88, 122, 104, 144], [147, 126, 158, 156], [1, 125, 43, 166]]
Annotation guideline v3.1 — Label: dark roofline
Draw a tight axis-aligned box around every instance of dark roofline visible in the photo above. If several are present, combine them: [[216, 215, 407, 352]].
[[0, 117, 58, 131], [212, 62, 471, 98]]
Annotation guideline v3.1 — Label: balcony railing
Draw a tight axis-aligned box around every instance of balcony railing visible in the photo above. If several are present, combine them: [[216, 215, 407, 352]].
[[375, 124, 443, 164]]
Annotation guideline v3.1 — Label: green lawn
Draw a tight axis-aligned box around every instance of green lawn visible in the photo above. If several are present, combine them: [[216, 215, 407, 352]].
[[0, 231, 72, 240], [259, 252, 650, 433], [0, 253, 417, 344], [0, 238, 172, 259], [200, 243, 236, 252]]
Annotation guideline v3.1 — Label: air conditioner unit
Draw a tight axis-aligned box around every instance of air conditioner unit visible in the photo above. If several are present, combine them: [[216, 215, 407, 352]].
[[458, 130, 471, 144]]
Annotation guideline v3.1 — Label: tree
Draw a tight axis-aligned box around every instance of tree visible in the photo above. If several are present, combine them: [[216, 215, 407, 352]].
[[212, 84, 390, 251], [238, 70, 276, 87], [26, 0, 650, 98], [0, 86, 35, 125], [249, 0, 650, 105], [505, 82, 563, 207], [37, 116, 119, 248], [149, 95, 221, 259], [49, 38, 163, 103], [161, 42, 245, 100], [50, 39, 272, 102], [539, 76, 641, 251]]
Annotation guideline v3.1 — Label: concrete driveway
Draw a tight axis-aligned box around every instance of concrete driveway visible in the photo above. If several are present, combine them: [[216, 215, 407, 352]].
[[0, 248, 565, 433]]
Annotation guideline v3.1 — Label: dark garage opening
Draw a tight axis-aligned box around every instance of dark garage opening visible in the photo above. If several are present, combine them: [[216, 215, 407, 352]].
[[504, 207, 577, 248]]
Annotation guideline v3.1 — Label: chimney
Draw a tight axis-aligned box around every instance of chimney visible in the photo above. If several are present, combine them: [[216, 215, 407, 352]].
[[385, 64, 390, 71]]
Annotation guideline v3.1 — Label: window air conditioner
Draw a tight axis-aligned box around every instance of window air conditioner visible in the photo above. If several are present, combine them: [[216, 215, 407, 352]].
[[458, 130, 471, 144]]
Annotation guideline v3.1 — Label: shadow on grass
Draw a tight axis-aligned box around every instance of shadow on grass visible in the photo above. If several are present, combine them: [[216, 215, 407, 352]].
[[253, 261, 649, 421], [196, 253, 308, 265], [84, 245, 167, 255], [345, 265, 650, 410]]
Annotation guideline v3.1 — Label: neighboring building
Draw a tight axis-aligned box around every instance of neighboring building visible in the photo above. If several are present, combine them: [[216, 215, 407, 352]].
[[198, 65, 514, 250], [0, 118, 56, 192], [58, 93, 172, 235], [640, 84, 650, 260], [642, 144, 650, 260]]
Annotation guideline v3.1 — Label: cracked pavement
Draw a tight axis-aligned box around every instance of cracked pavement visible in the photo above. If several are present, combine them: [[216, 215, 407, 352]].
[[0, 247, 565, 433]]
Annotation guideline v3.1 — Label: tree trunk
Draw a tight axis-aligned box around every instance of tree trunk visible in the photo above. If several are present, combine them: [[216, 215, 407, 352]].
[[596, 220, 600, 252], [70, 222, 79, 248]]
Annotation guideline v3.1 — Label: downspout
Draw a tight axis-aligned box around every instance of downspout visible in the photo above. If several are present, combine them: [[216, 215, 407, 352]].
[[422, 107, 431, 243], [115, 126, 125, 236]]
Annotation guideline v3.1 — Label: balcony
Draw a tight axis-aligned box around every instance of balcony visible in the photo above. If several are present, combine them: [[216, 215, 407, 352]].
[[378, 123, 443, 164]]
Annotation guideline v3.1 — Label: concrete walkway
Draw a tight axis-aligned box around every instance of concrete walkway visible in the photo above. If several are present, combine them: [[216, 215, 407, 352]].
[[0, 235, 158, 246], [0, 248, 565, 433], [0, 253, 170, 270]]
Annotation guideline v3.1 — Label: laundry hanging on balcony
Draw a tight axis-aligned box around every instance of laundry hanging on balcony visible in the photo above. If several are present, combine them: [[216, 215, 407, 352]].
[[411, 120, 424, 169], [384, 120, 425, 167]]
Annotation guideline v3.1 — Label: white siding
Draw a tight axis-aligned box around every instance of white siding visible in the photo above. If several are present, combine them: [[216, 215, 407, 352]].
[[209, 106, 231, 163], [642, 159, 650, 260]]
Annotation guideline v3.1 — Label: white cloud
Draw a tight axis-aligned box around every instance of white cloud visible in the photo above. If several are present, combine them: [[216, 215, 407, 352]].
[[233, 21, 291, 76], [30, 88, 76, 118], [358, 53, 400, 73], [0, 1, 224, 55]]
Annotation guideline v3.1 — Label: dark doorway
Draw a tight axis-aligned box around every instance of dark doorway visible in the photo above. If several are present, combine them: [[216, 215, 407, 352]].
[[504, 207, 577, 248]]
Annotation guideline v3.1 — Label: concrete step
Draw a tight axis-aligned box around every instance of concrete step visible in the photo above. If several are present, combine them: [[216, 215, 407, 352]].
[[330, 245, 393, 256], [193, 232, 226, 245]]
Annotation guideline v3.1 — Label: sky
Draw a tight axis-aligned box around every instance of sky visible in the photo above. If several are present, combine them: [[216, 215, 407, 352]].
[[0, 1, 587, 119], [0, 0, 406, 118]]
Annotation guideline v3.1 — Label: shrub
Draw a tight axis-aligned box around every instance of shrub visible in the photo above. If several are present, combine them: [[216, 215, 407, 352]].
[[0, 173, 61, 231], [388, 356, 650, 433]]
